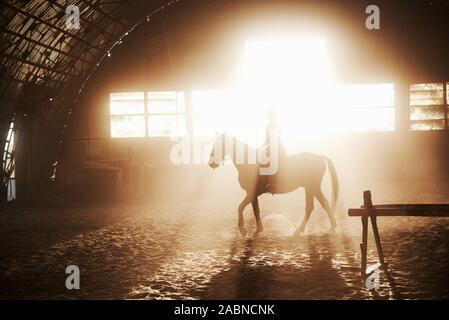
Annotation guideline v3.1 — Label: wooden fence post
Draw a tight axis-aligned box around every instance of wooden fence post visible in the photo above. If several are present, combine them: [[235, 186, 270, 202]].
[[364, 190, 387, 270], [360, 215, 369, 276]]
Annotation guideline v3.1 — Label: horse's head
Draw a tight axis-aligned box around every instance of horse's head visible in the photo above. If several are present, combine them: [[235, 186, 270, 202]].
[[208, 132, 227, 169]]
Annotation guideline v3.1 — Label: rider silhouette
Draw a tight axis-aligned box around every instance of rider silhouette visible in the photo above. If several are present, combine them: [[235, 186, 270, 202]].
[[261, 110, 286, 194]]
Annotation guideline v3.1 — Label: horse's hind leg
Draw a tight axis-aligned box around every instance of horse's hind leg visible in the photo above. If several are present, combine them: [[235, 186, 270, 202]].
[[238, 195, 252, 237], [252, 197, 264, 236], [297, 188, 314, 235], [315, 188, 337, 231]]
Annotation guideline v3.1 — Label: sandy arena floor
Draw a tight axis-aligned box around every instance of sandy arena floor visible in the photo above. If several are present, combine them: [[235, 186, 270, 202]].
[[1, 191, 449, 300]]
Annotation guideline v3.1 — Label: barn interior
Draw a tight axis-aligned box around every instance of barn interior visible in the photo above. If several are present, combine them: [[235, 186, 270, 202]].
[[1, 0, 449, 299]]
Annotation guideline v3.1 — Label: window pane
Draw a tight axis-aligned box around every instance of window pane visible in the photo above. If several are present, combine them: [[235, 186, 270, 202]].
[[148, 91, 185, 113], [149, 99, 177, 113], [110, 100, 144, 115], [410, 106, 445, 121], [342, 108, 395, 131], [111, 115, 145, 138], [192, 90, 229, 113], [193, 113, 216, 137], [177, 92, 185, 113], [148, 115, 186, 137], [410, 83, 444, 106], [336, 83, 395, 108], [110, 92, 144, 101], [410, 120, 445, 131], [447, 82, 449, 103], [148, 91, 177, 100]]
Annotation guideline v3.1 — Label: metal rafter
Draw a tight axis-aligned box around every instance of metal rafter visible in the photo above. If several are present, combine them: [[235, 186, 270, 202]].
[[1, 52, 76, 77], [0, 0, 182, 194], [48, 1, 117, 40], [0, 2, 102, 52], [84, 0, 128, 29], [2, 29, 91, 64]]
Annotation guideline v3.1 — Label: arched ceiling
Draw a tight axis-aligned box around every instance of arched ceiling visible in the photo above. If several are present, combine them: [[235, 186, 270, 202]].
[[2, 0, 449, 126], [0, 0, 180, 87], [0, 0, 181, 142], [2, 0, 449, 184], [0, 0, 189, 186]]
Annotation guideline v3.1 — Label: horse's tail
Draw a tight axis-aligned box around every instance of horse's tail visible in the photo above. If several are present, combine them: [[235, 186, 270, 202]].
[[323, 156, 339, 214]]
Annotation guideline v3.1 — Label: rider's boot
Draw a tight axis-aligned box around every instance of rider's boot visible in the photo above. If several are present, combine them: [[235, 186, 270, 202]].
[[265, 183, 277, 195]]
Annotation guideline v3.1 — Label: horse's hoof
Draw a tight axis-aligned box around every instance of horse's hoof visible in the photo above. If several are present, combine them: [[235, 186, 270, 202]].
[[297, 225, 305, 233], [239, 228, 248, 237], [253, 229, 263, 238]]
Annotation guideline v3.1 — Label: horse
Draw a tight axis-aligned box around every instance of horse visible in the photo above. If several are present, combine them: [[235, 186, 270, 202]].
[[208, 133, 338, 237]]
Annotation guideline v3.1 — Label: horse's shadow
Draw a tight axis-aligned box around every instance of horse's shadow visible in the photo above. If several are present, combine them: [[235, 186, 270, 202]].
[[197, 233, 364, 299]]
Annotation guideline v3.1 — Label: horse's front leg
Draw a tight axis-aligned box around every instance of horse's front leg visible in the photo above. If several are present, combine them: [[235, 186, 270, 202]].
[[252, 197, 264, 236], [238, 195, 252, 237]]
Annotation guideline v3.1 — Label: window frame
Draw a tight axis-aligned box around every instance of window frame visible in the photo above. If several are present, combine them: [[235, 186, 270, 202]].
[[109, 92, 146, 138], [146, 91, 186, 138], [409, 82, 449, 131], [335, 83, 396, 132], [109, 91, 187, 138]]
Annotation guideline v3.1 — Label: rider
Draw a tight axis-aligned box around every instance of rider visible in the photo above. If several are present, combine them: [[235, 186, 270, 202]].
[[261, 109, 286, 194]]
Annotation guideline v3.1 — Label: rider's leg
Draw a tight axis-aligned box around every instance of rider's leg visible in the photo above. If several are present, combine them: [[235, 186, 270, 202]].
[[264, 146, 284, 194]]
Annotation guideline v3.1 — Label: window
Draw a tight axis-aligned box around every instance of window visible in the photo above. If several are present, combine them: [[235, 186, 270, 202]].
[[110, 92, 145, 138], [2, 120, 16, 202], [109, 91, 186, 138], [147, 91, 186, 137], [410, 83, 448, 131], [331, 83, 396, 132], [110, 84, 396, 141], [239, 39, 395, 134], [190, 84, 395, 146]]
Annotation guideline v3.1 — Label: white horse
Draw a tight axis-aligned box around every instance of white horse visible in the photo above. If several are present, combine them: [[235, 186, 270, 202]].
[[209, 133, 338, 236]]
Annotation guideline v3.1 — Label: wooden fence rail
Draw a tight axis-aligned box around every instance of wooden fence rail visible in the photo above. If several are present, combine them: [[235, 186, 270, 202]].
[[348, 190, 449, 276]]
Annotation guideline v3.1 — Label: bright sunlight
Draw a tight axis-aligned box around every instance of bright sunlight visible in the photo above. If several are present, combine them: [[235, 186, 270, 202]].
[[110, 38, 395, 145]]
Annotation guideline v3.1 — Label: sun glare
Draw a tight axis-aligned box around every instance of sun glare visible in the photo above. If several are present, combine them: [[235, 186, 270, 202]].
[[226, 37, 395, 148], [239, 38, 332, 91], [110, 37, 395, 147]]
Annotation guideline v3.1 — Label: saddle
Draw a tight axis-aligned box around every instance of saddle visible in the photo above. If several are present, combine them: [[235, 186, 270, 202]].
[[259, 160, 283, 195], [257, 144, 287, 194]]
